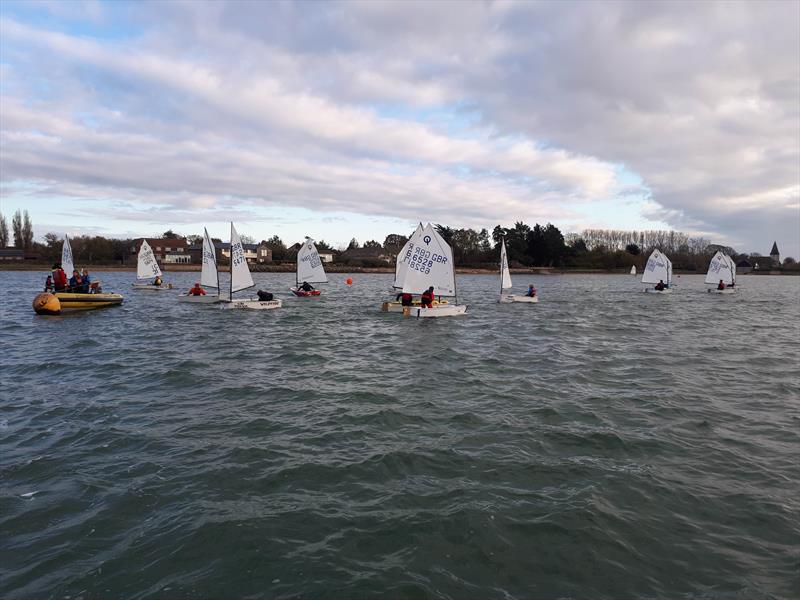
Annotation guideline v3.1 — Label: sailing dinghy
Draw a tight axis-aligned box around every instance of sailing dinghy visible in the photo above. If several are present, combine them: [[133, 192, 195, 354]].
[[630, 265, 637, 275], [498, 238, 537, 303], [397, 223, 466, 318], [219, 223, 281, 310], [705, 251, 736, 294], [132, 240, 172, 290], [290, 239, 326, 296], [642, 249, 673, 293], [178, 228, 222, 303]]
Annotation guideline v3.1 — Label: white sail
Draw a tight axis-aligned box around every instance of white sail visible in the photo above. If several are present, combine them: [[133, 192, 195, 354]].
[[630, 265, 636, 275], [137, 240, 162, 279], [61, 235, 74, 276], [726, 254, 737, 285], [393, 223, 424, 289], [296, 239, 328, 284], [641, 249, 670, 284], [229, 223, 254, 294], [401, 223, 456, 296], [201, 227, 219, 289], [705, 251, 734, 285], [500, 238, 513, 290]]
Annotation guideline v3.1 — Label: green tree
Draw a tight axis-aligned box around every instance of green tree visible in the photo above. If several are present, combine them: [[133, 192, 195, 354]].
[[0, 213, 8, 247], [363, 240, 381, 248], [162, 229, 179, 239], [347, 238, 360, 250], [264, 235, 287, 260], [383, 234, 408, 253], [12, 210, 23, 248]]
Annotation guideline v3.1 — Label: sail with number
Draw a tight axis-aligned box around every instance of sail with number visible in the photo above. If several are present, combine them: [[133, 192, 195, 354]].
[[137, 240, 162, 279], [393, 223, 424, 289], [705, 251, 734, 285], [401, 223, 456, 296], [642, 249, 670, 285], [500, 238, 513, 291], [296, 239, 328, 284], [62, 235, 74, 276], [229, 223, 254, 295], [200, 227, 219, 289]]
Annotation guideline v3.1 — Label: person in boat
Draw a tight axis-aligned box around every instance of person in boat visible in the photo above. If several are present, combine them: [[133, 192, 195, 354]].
[[44, 275, 54, 292], [80, 269, 92, 293], [654, 280, 666, 291], [153, 275, 163, 287], [396, 292, 413, 306], [298, 281, 314, 292], [257, 290, 273, 301], [420, 286, 434, 308], [52, 263, 67, 292], [717, 279, 726, 291], [188, 282, 206, 296], [68, 270, 83, 292], [525, 284, 537, 297]]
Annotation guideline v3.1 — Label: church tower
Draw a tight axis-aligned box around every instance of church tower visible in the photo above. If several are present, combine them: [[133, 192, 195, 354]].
[[770, 241, 780, 266]]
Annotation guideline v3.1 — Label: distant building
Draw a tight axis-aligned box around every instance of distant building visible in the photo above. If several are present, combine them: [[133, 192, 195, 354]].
[[318, 252, 334, 263], [187, 241, 268, 264], [130, 238, 189, 263], [0, 248, 24, 261], [339, 246, 393, 264], [770, 241, 780, 266], [736, 259, 753, 274]]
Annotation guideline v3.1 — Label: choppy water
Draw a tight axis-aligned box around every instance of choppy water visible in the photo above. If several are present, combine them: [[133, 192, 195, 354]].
[[1, 270, 798, 599]]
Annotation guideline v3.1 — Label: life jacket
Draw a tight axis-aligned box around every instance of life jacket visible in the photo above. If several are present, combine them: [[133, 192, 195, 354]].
[[190, 286, 205, 295], [53, 269, 67, 287], [421, 290, 433, 305], [400, 293, 413, 306]]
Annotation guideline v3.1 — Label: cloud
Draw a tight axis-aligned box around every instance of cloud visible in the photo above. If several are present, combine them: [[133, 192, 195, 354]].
[[1, 0, 798, 256]]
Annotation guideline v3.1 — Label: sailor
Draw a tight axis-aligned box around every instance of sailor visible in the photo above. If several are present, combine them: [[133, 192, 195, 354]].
[[188, 282, 206, 296], [153, 275, 163, 287], [52, 263, 67, 292], [44, 275, 54, 292], [257, 290, 273, 301], [81, 269, 92, 293], [420, 286, 434, 308], [68, 270, 83, 292], [299, 281, 314, 292], [396, 292, 413, 306], [655, 280, 666, 291], [525, 284, 537, 297], [717, 279, 726, 291]]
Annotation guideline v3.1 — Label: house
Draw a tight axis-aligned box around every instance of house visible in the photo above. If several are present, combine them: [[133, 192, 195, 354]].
[[131, 238, 189, 263], [256, 242, 272, 263], [0, 248, 24, 261], [187, 242, 265, 264], [339, 246, 393, 264], [318, 252, 334, 263], [736, 259, 753, 274], [164, 251, 192, 264]]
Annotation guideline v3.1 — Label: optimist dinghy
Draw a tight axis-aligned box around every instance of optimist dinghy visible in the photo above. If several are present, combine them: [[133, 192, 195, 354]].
[[219, 223, 281, 310], [642, 249, 673, 293], [290, 239, 327, 297], [132, 240, 172, 290], [179, 228, 222, 303], [498, 238, 538, 303], [630, 265, 637, 275], [705, 251, 737, 294]]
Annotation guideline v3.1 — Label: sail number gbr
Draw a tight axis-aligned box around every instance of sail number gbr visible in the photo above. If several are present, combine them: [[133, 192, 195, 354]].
[[409, 247, 447, 274]]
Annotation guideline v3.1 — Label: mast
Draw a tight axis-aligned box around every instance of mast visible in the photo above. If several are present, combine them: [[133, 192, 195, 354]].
[[500, 237, 504, 297], [229, 222, 233, 301]]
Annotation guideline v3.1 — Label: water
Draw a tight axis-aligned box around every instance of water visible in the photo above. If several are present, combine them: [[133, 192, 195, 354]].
[[1, 271, 798, 599]]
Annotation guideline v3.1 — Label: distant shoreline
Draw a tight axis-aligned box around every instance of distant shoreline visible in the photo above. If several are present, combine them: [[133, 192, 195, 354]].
[[1, 263, 795, 275]]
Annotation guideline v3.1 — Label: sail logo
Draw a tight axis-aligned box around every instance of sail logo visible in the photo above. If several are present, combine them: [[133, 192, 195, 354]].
[[423, 235, 431, 245]]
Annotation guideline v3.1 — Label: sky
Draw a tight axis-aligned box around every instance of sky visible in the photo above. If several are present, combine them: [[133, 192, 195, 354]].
[[1, 0, 798, 256]]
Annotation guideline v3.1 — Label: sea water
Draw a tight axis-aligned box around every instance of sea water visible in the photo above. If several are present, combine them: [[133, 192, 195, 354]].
[[1, 271, 798, 599]]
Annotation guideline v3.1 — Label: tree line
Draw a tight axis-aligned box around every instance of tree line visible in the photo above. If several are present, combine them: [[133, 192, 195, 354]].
[[1, 210, 795, 271]]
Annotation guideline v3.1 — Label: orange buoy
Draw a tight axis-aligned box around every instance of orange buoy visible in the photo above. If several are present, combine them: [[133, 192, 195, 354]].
[[346, 278, 353, 285], [33, 292, 61, 315]]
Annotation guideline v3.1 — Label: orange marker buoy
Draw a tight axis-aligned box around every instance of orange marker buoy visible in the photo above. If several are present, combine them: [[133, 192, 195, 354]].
[[346, 278, 353, 285]]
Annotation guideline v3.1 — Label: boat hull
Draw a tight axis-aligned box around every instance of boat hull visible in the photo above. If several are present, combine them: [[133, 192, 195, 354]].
[[403, 304, 467, 318], [708, 288, 736, 294], [177, 293, 222, 303], [644, 288, 673, 294], [220, 299, 282, 310], [33, 292, 124, 315], [500, 294, 538, 303], [381, 300, 450, 313], [132, 282, 173, 291], [290, 288, 321, 297]]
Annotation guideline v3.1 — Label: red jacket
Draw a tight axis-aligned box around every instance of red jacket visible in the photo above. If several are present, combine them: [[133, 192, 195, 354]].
[[53, 268, 67, 288], [421, 290, 434, 305], [189, 285, 206, 296]]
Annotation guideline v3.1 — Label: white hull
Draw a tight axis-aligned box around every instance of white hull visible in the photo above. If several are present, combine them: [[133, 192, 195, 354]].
[[644, 288, 673, 294], [132, 282, 172, 291], [381, 300, 450, 313], [500, 294, 538, 303], [403, 304, 467, 318], [178, 293, 222, 304], [708, 288, 736, 294], [220, 298, 282, 310]]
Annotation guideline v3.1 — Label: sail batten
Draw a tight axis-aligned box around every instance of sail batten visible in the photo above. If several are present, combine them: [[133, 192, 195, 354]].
[[296, 239, 328, 284], [137, 240, 163, 279]]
